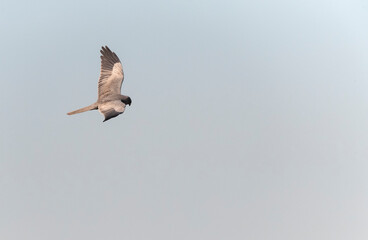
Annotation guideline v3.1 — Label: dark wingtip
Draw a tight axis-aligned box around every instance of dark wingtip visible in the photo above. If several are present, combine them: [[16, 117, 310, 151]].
[[100, 45, 112, 56], [101, 46, 107, 53]]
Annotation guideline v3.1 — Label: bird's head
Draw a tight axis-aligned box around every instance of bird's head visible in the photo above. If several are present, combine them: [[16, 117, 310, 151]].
[[121, 96, 132, 106]]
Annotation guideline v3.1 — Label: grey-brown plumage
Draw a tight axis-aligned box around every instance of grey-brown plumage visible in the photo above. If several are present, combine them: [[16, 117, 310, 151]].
[[67, 46, 132, 122]]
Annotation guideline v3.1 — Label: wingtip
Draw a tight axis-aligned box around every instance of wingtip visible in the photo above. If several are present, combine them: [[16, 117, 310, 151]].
[[101, 45, 112, 51], [100, 45, 112, 56]]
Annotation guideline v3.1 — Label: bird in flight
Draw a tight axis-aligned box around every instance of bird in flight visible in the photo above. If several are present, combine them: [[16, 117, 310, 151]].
[[67, 46, 132, 122]]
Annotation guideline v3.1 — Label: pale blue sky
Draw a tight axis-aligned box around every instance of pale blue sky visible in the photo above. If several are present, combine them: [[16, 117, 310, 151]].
[[1, 0, 368, 239]]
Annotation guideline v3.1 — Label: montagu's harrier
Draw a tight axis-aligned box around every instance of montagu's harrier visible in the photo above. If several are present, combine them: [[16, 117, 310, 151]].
[[67, 46, 132, 122]]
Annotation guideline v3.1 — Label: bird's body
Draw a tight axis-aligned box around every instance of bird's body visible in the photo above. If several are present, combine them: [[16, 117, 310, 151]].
[[67, 46, 132, 122]]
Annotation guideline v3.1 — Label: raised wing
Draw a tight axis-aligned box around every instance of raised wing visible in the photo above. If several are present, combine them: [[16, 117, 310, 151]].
[[98, 46, 124, 101], [98, 100, 126, 122]]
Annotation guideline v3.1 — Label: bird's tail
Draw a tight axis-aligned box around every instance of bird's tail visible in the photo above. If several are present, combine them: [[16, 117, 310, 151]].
[[67, 103, 98, 115]]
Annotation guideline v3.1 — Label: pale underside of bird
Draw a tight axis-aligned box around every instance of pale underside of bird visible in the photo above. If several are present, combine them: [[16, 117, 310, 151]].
[[67, 46, 132, 122]]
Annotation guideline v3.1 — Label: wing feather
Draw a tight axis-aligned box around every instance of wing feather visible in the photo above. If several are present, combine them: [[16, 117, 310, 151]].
[[98, 100, 126, 122], [98, 46, 124, 101]]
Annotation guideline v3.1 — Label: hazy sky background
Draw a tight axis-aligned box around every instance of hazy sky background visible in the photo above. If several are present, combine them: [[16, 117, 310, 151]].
[[1, 0, 368, 239]]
